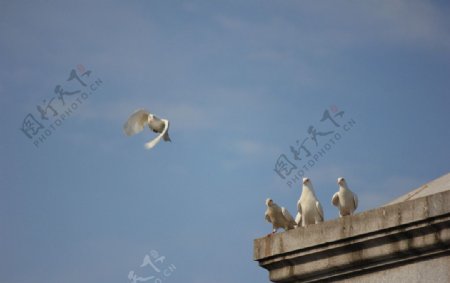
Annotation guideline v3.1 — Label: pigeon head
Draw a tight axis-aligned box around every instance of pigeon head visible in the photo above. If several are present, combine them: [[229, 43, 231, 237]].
[[337, 177, 345, 185], [302, 177, 310, 185], [265, 198, 273, 207]]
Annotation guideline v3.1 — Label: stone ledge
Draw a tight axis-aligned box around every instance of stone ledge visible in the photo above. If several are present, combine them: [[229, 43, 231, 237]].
[[254, 189, 450, 282]]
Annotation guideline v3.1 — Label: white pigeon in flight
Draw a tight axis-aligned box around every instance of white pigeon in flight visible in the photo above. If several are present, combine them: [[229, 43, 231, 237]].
[[297, 178, 324, 227], [123, 109, 171, 149], [265, 198, 296, 234], [332, 177, 358, 217]]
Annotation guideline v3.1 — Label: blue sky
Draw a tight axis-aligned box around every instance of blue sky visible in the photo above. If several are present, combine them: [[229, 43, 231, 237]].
[[1, 1, 449, 282]]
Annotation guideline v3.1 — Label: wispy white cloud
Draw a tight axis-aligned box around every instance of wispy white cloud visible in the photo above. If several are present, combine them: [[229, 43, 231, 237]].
[[233, 139, 279, 157], [358, 174, 424, 210], [214, 1, 450, 59], [373, 1, 450, 47], [215, 15, 246, 31]]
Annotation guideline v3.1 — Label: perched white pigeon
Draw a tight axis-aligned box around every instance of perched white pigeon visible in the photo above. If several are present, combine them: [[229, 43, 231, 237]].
[[332, 177, 358, 217], [265, 198, 296, 233], [123, 109, 171, 149], [297, 178, 324, 226]]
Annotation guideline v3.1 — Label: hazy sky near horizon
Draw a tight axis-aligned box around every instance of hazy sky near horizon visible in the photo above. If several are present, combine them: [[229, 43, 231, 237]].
[[1, 1, 449, 282]]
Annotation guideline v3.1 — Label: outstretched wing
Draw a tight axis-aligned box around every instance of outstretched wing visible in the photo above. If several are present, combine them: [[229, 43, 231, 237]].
[[316, 201, 324, 221], [332, 192, 340, 206], [123, 109, 149, 136], [145, 118, 170, 149]]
